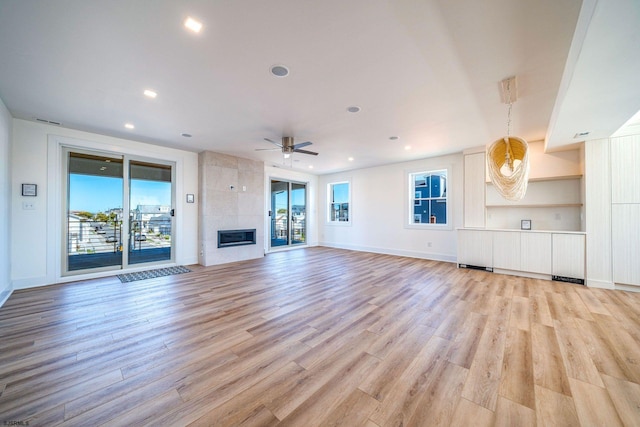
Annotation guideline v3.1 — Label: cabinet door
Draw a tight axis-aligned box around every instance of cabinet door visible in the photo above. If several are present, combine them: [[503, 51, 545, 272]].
[[464, 153, 486, 228], [521, 233, 552, 274], [457, 230, 492, 268], [552, 234, 585, 279], [611, 135, 640, 203], [612, 204, 640, 285], [493, 231, 521, 271]]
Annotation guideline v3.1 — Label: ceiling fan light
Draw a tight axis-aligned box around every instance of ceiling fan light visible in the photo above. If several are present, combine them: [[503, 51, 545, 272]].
[[283, 153, 291, 159]]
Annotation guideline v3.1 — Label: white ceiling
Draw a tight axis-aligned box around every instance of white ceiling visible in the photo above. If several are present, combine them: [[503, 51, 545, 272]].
[[0, 0, 638, 174]]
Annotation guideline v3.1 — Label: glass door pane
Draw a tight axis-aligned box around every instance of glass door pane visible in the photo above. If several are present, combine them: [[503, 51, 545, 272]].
[[129, 161, 174, 265], [270, 179, 307, 249], [66, 152, 123, 272], [271, 180, 289, 247], [291, 182, 306, 245]]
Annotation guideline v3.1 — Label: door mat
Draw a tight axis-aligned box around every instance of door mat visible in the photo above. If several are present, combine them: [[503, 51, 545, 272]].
[[117, 266, 192, 283]]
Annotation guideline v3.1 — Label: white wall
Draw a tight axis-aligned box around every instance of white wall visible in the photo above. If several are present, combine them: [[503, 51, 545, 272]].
[[264, 165, 319, 251], [0, 97, 12, 306], [11, 119, 199, 289], [318, 153, 463, 262]]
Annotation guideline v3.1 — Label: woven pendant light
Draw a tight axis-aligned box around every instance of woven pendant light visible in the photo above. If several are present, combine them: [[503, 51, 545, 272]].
[[487, 77, 530, 201]]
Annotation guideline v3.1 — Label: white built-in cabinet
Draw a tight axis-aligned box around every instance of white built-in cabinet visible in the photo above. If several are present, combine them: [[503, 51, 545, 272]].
[[459, 141, 586, 283], [610, 136, 640, 287], [463, 152, 486, 228], [552, 233, 585, 280], [493, 231, 521, 271], [457, 229, 584, 281], [457, 229, 492, 269], [522, 232, 552, 275]]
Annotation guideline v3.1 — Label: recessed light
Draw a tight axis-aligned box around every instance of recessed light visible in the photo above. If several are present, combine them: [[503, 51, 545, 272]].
[[125, 123, 135, 129], [308, 165, 314, 169], [184, 17, 203, 33], [143, 89, 157, 98], [347, 106, 361, 113], [389, 136, 399, 140], [181, 133, 192, 138], [404, 145, 411, 150], [270, 65, 290, 77], [348, 157, 354, 162]]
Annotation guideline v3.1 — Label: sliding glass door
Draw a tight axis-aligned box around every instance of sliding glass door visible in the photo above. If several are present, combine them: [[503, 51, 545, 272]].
[[129, 161, 173, 264], [270, 179, 307, 248], [66, 152, 124, 272], [64, 149, 175, 275]]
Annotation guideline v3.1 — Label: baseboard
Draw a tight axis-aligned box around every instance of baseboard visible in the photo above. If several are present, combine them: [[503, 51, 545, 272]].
[[318, 242, 456, 263], [12, 276, 49, 290], [586, 279, 615, 289], [492, 268, 551, 281], [0, 287, 13, 308], [614, 283, 640, 293]]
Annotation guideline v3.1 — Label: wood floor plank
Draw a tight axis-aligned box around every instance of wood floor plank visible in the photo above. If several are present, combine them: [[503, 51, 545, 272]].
[[0, 247, 639, 426], [601, 374, 640, 427], [268, 331, 379, 420], [494, 396, 536, 427], [534, 385, 580, 427], [553, 318, 604, 387], [449, 397, 495, 427], [574, 317, 640, 383], [405, 361, 468, 427], [186, 362, 305, 427], [319, 388, 378, 427], [446, 311, 487, 369], [460, 316, 508, 411], [529, 293, 553, 327], [367, 336, 452, 426], [276, 352, 379, 426], [359, 323, 434, 401], [499, 327, 535, 409], [531, 322, 572, 396], [569, 378, 624, 427]]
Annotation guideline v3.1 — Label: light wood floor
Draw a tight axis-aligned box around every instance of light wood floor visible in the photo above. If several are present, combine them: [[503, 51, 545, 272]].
[[1, 247, 640, 426]]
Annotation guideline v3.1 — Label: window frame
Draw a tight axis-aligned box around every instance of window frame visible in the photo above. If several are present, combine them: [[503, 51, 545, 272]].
[[327, 180, 351, 226], [405, 167, 451, 230]]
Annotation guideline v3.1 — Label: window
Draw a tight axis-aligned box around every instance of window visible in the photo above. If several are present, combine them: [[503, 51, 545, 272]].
[[328, 181, 350, 223], [409, 169, 448, 226]]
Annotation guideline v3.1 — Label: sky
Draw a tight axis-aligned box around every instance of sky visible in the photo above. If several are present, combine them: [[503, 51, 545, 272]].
[[69, 175, 171, 213], [332, 183, 349, 203]]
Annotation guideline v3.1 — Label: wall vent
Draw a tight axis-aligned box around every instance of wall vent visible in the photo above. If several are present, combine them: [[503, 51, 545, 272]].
[[34, 117, 62, 126]]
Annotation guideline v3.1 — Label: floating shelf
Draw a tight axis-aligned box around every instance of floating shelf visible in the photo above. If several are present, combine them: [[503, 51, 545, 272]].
[[486, 174, 583, 184], [486, 203, 583, 208]]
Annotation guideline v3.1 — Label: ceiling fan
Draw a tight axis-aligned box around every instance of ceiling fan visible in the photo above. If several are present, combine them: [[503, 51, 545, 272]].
[[256, 137, 318, 157]]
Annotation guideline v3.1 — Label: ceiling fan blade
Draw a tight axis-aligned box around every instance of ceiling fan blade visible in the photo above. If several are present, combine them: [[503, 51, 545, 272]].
[[292, 141, 312, 149], [255, 148, 280, 151], [293, 148, 319, 156], [264, 137, 282, 147]]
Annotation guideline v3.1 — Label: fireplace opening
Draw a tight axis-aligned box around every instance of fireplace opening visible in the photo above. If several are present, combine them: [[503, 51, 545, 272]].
[[218, 229, 256, 248]]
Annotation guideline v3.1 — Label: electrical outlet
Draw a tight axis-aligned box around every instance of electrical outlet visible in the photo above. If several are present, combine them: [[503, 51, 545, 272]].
[[427, 242, 432, 248], [22, 201, 35, 210]]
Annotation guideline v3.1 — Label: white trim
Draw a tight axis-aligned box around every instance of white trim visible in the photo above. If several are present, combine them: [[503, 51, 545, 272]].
[[492, 268, 551, 281], [0, 287, 12, 307], [405, 165, 452, 230], [326, 179, 352, 226], [586, 278, 615, 289], [46, 134, 192, 285], [318, 241, 456, 263], [614, 283, 640, 293]]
